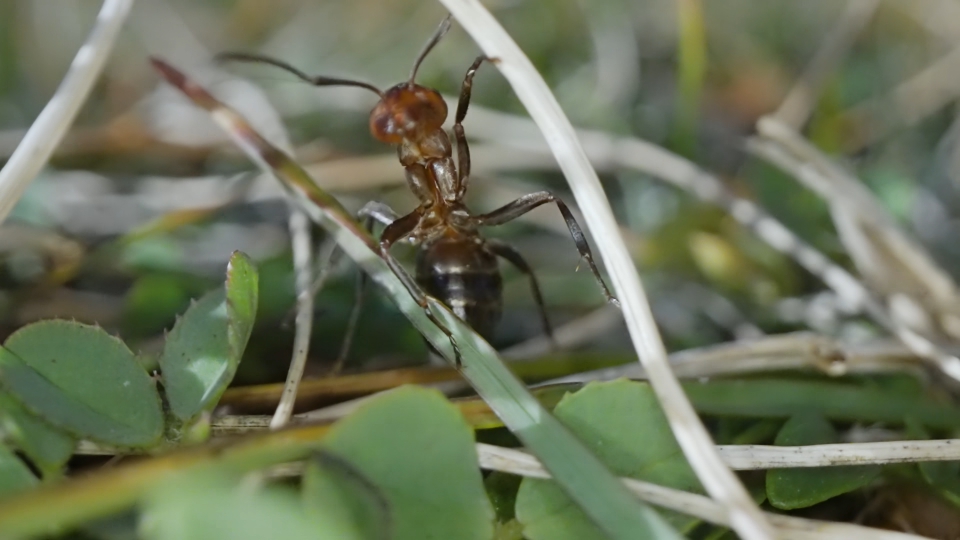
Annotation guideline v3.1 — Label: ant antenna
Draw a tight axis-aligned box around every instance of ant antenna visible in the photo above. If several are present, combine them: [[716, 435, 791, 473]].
[[408, 15, 453, 83], [216, 52, 384, 98]]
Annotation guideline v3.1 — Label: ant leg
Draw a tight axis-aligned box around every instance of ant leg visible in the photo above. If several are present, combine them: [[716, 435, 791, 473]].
[[379, 210, 465, 366], [454, 56, 490, 198], [332, 202, 402, 373], [357, 201, 401, 229], [486, 240, 554, 344], [471, 191, 619, 307]]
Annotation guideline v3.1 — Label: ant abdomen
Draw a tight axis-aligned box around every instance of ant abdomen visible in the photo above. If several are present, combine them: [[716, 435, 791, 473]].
[[415, 236, 503, 341]]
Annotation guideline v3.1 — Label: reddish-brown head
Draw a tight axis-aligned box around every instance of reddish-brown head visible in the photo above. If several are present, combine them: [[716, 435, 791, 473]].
[[369, 83, 448, 144]]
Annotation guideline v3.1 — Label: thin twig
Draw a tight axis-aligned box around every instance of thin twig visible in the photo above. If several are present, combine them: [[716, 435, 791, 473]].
[[773, 0, 879, 129], [270, 207, 314, 429], [0, 0, 133, 225], [438, 2, 773, 538], [889, 0, 960, 43], [303, 144, 555, 192], [547, 332, 926, 384], [502, 304, 622, 360], [842, 44, 960, 150], [476, 444, 924, 540]]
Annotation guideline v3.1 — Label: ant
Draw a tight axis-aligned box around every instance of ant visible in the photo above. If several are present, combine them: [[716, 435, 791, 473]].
[[219, 17, 618, 365]]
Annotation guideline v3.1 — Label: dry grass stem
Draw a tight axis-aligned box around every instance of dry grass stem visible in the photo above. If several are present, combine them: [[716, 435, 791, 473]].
[[0, 0, 133, 225], [843, 45, 960, 150], [773, 0, 879, 128], [502, 304, 623, 360], [270, 207, 314, 429], [548, 332, 928, 384], [717, 439, 960, 469]]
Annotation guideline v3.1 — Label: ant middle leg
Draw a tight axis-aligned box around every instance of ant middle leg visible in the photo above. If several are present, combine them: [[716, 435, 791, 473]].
[[471, 191, 619, 307], [454, 56, 491, 198], [486, 239, 555, 344]]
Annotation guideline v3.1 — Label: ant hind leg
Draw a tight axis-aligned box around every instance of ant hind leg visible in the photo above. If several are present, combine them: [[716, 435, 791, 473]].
[[486, 239, 555, 345], [472, 191, 619, 307]]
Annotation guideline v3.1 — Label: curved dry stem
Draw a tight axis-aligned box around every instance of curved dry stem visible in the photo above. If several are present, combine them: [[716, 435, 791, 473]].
[[270, 206, 314, 428], [437, 1, 773, 537], [772, 0, 879, 128], [0, 0, 133, 225]]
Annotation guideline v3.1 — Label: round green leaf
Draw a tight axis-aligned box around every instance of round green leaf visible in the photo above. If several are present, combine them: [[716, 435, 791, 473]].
[[303, 386, 495, 540], [766, 412, 880, 510], [0, 321, 163, 447], [0, 392, 74, 477], [516, 380, 703, 539], [142, 471, 358, 540], [160, 252, 258, 422]]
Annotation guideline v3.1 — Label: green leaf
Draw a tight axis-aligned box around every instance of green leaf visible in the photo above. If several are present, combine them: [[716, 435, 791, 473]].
[[516, 380, 702, 539], [160, 252, 258, 423], [303, 386, 494, 540], [0, 444, 38, 499], [0, 392, 74, 477], [766, 412, 880, 509], [142, 470, 357, 540], [225, 251, 258, 352], [684, 378, 960, 429], [302, 452, 387, 540], [905, 418, 960, 505], [0, 321, 163, 447], [122, 274, 192, 337], [485, 472, 522, 523]]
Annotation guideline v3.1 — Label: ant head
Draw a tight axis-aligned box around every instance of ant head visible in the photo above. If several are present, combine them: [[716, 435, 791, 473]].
[[369, 83, 447, 144], [368, 16, 452, 143], [217, 16, 454, 146]]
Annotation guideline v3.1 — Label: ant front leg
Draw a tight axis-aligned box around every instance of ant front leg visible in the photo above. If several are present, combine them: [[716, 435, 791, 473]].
[[472, 191, 620, 307], [357, 201, 401, 229], [377, 210, 465, 366], [332, 201, 404, 373], [454, 56, 491, 199]]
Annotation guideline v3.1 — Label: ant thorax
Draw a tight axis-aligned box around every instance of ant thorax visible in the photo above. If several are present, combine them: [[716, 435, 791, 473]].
[[397, 131, 460, 204]]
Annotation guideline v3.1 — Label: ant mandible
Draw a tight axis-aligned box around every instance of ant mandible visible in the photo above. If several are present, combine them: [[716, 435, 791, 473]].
[[219, 16, 618, 365]]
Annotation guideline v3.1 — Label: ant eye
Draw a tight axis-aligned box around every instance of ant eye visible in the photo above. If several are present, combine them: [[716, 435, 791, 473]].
[[369, 105, 404, 144]]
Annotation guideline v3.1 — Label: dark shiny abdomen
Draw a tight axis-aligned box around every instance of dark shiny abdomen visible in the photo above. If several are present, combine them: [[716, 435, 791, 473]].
[[415, 236, 503, 341]]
